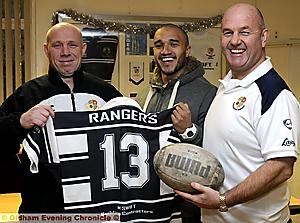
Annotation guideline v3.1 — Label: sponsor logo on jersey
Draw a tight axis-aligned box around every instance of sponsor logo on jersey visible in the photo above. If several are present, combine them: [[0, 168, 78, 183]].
[[282, 138, 295, 146], [283, 119, 292, 130], [86, 99, 100, 111], [165, 153, 211, 178], [233, 96, 246, 110]]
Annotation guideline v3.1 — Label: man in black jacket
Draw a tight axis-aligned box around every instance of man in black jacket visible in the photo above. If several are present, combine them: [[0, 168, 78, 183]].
[[0, 22, 122, 212]]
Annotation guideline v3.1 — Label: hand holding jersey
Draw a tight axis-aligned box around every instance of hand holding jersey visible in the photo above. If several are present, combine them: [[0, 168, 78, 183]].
[[20, 21, 86, 130], [20, 104, 55, 129]]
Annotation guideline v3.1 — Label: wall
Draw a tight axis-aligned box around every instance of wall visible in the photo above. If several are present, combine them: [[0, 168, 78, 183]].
[[30, 0, 254, 79], [31, 0, 300, 219], [31, 0, 300, 94]]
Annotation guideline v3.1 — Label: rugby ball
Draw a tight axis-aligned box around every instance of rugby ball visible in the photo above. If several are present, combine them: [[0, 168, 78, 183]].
[[153, 143, 225, 193]]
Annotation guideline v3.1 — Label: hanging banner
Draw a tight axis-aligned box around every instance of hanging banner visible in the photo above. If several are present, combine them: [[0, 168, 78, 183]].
[[129, 61, 144, 85]]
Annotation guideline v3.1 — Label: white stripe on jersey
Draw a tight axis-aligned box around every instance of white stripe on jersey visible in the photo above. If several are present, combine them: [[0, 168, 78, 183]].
[[64, 195, 178, 210]]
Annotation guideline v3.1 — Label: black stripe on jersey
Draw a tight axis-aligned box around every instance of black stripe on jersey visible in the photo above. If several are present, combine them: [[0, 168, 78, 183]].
[[168, 130, 181, 143], [63, 194, 182, 222], [59, 152, 89, 160], [255, 68, 290, 115], [54, 124, 173, 136], [43, 126, 54, 163], [53, 106, 176, 130], [168, 137, 181, 144], [55, 130, 87, 136], [61, 178, 90, 186], [63, 193, 177, 208]]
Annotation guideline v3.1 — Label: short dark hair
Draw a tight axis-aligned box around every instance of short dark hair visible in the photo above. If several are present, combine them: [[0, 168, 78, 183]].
[[156, 23, 189, 45]]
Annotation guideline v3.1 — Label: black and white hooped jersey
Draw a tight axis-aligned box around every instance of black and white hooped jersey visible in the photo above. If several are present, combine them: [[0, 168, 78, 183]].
[[23, 98, 182, 222]]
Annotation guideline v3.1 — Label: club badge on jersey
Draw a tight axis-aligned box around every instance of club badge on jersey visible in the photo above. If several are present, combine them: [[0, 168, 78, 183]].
[[86, 99, 101, 111], [233, 96, 247, 110]]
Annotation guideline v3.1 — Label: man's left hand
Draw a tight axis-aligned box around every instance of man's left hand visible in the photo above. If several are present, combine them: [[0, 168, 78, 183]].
[[171, 102, 193, 133]]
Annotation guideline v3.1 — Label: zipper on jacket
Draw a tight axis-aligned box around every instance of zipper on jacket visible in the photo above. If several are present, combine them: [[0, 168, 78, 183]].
[[71, 91, 76, 111]]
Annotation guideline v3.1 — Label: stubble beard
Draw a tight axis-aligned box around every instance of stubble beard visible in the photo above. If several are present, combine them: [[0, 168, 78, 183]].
[[157, 57, 187, 77]]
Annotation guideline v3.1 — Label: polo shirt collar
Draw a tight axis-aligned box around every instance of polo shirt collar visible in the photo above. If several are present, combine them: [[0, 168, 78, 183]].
[[219, 57, 273, 92]]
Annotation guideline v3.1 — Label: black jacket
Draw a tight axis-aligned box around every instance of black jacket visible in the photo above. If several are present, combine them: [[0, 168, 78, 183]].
[[0, 66, 122, 211], [137, 57, 217, 146], [136, 57, 217, 222]]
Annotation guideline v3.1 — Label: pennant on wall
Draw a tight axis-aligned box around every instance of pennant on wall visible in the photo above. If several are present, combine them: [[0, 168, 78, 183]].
[[129, 62, 144, 85]]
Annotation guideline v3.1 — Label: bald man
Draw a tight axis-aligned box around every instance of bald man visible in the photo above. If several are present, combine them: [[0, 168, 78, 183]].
[[175, 3, 299, 223], [0, 22, 122, 212]]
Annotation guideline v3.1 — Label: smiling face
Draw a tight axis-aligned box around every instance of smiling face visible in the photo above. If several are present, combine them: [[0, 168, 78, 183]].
[[153, 25, 191, 80], [221, 3, 268, 79], [43, 23, 87, 77]]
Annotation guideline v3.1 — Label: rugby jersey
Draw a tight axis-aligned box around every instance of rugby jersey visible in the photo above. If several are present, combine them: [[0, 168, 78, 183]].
[[23, 97, 183, 222]]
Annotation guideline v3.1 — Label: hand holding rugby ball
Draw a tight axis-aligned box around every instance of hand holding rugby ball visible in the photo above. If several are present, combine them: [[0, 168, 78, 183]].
[[153, 143, 225, 193]]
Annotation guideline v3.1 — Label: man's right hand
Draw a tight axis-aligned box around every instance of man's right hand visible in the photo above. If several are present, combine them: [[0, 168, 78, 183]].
[[20, 104, 55, 129]]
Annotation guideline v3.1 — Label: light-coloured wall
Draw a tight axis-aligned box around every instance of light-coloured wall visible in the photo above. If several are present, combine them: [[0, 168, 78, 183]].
[[31, 0, 255, 78], [31, 0, 300, 218]]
